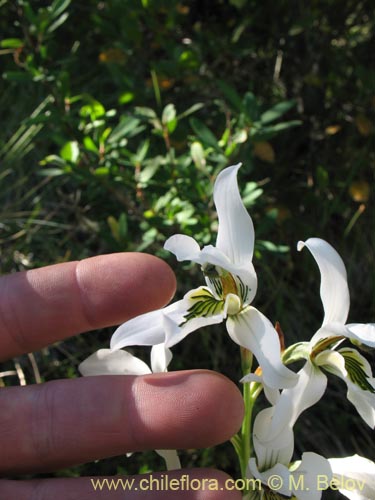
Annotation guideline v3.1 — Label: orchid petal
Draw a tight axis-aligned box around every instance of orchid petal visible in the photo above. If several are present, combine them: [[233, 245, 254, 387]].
[[328, 454, 375, 500], [345, 323, 375, 348], [318, 348, 375, 428], [164, 309, 225, 348], [164, 234, 202, 262], [298, 238, 350, 325], [267, 361, 327, 439], [214, 163, 255, 266], [163, 286, 226, 347], [226, 306, 298, 389], [165, 237, 258, 304], [253, 407, 294, 470], [311, 322, 349, 345], [78, 349, 151, 376], [290, 452, 332, 500], [110, 309, 165, 350], [110, 301, 182, 350], [150, 343, 172, 373], [155, 449, 181, 471]]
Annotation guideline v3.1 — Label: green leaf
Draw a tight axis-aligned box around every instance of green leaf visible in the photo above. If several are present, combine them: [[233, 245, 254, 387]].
[[260, 100, 297, 124], [241, 182, 263, 206], [118, 213, 128, 240], [251, 120, 302, 141], [2, 71, 33, 82], [176, 102, 204, 120], [80, 100, 105, 120], [190, 118, 220, 150], [47, 12, 69, 33], [107, 117, 140, 144], [138, 157, 163, 183], [93, 167, 110, 176], [162, 103, 176, 125], [38, 168, 65, 177], [118, 92, 135, 104], [60, 141, 79, 162], [257, 240, 290, 253], [243, 91, 260, 122], [190, 141, 206, 169], [83, 136, 99, 153], [217, 80, 243, 112], [0, 38, 23, 48], [49, 0, 71, 19], [316, 165, 329, 189]]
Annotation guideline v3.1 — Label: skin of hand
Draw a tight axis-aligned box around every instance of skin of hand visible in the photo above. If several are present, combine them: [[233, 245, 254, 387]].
[[0, 253, 244, 499]]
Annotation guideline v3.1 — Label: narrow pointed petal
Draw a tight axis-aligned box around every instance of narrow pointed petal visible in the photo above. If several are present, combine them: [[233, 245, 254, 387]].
[[78, 349, 151, 376], [150, 343, 172, 373], [345, 323, 375, 348], [298, 238, 350, 325], [214, 164, 255, 266], [226, 307, 298, 389], [290, 452, 332, 500], [267, 361, 327, 439], [155, 449, 181, 470], [328, 454, 375, 500], [110, 309, 166, 350]]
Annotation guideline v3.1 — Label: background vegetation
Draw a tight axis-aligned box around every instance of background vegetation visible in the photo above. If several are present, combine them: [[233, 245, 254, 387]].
[[1, 0, 374, 491]]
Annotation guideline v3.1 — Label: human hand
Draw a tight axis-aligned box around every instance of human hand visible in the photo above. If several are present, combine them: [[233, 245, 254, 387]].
[[0, 253, 244, 499]]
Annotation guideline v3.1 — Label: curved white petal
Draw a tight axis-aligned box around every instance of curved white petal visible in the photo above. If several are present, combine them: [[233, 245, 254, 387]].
[[298, 238, 350, 325], [319, 348, 375, 428], [290, 452, 332, 500], [164, 310, 225, 348], [345, 323, 375, 348], [150, 343, 172, 373], [311, 322, 350, 345], [78, 349, 151, 376], [164, 234, 201, 262], [253, 407, 294, 470], [267, 361, 327, 439], [110, 301, 182, 351], [162, 287, 226, 347], [226, 307, 298, 389], [346, 379, 375, 429], [328, 454, 375, 500], [214, 164, 255, 266], [164, 236, 258, 302], [155, 449, 181, 470]]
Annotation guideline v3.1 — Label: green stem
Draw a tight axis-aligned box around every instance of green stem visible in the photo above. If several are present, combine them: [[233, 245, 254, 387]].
[[240, 375, 252, 477], [235, 348, 263, 484]]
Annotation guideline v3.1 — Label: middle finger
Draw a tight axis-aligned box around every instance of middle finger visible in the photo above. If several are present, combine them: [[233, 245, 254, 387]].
[[0, 370, 244, 474]]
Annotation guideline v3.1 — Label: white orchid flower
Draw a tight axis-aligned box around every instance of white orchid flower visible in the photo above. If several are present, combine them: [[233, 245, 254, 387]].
[[246, 406, 332, 500], [110, 164, 297, 390], [261, 238, 375, 444], [328, 454, 375, 500], [79, 344, 181, 471]]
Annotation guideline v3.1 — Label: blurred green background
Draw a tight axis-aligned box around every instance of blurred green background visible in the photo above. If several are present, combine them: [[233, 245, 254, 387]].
[[0, 0, 374, 489]]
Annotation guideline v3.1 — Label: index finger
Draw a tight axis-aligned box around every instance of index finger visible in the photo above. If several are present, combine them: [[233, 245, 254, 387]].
[[0, 253, 176, 361]]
